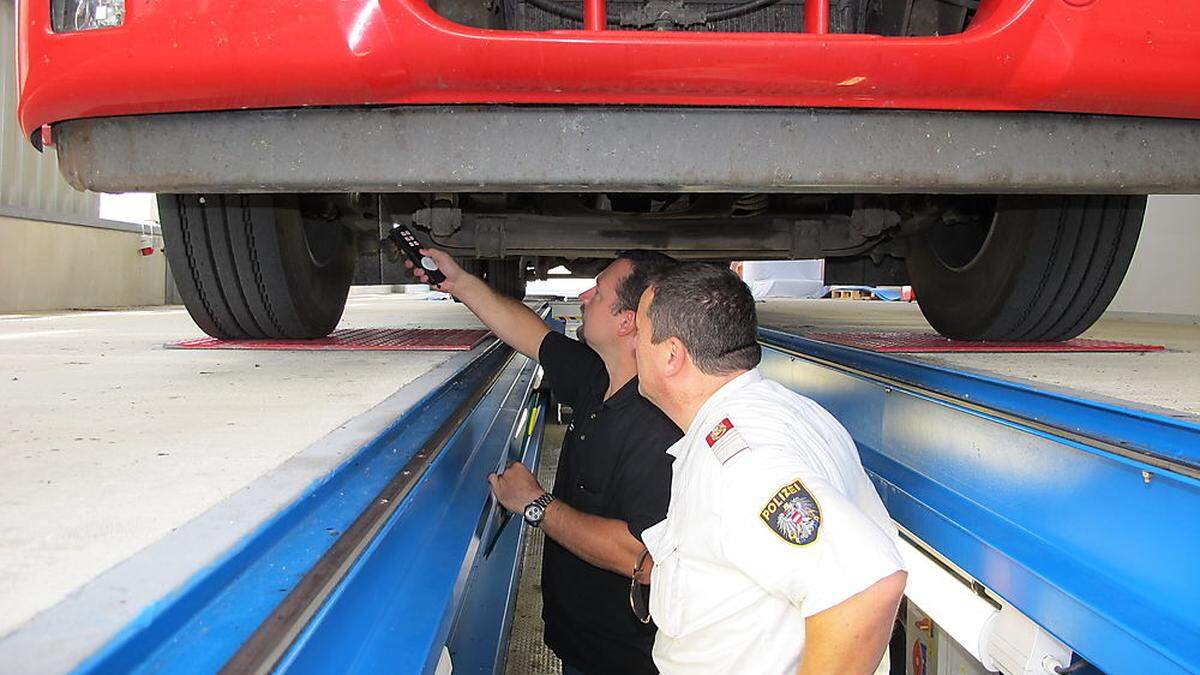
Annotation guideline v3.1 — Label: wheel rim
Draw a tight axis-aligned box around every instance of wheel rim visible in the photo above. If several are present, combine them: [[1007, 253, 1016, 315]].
[[302, 217, 348, 269], [926, 198, 999, 272], [928, 221, 991, 271]]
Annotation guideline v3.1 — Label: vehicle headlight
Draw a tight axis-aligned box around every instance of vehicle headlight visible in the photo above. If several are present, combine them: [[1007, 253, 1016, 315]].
[[52, 0, 125, 32]]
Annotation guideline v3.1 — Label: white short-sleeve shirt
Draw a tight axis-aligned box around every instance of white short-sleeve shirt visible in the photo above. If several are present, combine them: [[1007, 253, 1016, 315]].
[[642, 369, 904, 675]]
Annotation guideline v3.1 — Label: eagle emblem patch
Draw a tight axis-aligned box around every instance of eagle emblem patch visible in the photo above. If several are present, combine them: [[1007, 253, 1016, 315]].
[[760, 480, 821, 546]]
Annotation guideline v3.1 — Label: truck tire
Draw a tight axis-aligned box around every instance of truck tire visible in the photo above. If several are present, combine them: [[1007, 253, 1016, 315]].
[[450, 258, 483, 303], [457, 258, 484, 277], [905, 195, 1145, 341], [449, 258, 525, 301], [159, 194, 356, 339], [486, 259, 527, 300]]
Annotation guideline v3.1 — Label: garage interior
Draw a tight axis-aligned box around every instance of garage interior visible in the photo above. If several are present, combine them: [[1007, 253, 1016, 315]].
[[4, 0, 1200, 673]]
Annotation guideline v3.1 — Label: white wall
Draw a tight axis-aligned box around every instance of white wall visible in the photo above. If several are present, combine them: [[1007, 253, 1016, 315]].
[[0, 215, 167, 313], [1106, 195, 1200, 319], [0, 0, 99, 220], [1, 0, 168, 311]]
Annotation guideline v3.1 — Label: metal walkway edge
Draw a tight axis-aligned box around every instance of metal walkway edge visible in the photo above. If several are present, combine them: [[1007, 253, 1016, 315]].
[[16, 335, 547, 674], [265, 349, 546, 674], [758, 327, 1200, 675]]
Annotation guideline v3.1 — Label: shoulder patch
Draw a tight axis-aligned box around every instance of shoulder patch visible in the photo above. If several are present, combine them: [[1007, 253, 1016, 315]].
[[705, 417, 748, 464], [705, 418, 733, 446], [759, 480, 821, 546]]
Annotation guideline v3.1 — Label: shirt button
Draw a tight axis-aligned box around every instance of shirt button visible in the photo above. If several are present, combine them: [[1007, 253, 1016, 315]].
[[590, 413, 597, 420]]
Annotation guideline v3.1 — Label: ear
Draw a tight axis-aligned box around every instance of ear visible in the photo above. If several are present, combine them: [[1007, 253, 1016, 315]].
[[663, 337, 688, 377], [616, 309, 637, 337]]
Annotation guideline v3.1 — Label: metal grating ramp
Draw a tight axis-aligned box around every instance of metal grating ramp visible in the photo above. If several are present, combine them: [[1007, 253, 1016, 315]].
[[166, 328, 491, 351], [505, 425, 565, 675], [803, 330, 1164, 353]]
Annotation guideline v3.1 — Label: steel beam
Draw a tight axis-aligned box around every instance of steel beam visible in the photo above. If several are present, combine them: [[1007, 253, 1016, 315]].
[[424, 212, 859, 259]]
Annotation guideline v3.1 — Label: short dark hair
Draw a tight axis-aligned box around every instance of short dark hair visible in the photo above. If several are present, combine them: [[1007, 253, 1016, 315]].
[[647, 262, 761, 375], [613, 250, 678, 314]]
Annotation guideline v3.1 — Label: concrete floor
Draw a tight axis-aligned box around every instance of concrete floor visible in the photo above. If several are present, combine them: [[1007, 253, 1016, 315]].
[[2, 294, 1196, 644], [0, 295, 485, 638], [757, 300, 1200, 417]]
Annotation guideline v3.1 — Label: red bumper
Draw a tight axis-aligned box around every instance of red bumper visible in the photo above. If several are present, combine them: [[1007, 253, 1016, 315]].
[[17, 0, 1200, 138]]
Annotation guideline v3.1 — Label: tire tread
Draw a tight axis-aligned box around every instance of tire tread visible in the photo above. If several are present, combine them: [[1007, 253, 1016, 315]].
[[907, 195, 1144, 342], [159, 194, 354, 339]]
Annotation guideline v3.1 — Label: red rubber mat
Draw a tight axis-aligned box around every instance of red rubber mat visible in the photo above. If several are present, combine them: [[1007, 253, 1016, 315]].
[[804, 331, 1164, 353], [167, 328, 492, 351]]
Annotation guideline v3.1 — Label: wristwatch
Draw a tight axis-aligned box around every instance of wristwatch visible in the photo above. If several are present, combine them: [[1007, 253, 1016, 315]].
[[523, 493, 556, 528]]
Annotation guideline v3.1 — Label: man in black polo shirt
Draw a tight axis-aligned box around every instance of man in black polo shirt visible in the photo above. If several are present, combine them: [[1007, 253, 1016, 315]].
[[406, 249, 680, 675]]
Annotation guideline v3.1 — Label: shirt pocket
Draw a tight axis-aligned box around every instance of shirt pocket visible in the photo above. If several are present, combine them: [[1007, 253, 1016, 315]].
[[648, 544, 688, 638], [572, 450, 616, 509], [569, 473, 608, 515], [652, 545, 745, 641]]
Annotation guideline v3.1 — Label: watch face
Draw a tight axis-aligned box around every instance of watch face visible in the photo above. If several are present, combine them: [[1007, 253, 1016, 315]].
[[524, 504, 545, 523]]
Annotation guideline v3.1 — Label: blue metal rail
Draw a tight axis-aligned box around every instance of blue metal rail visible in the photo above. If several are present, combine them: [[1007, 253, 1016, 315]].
[[69, 340, 546, 674], [758, 328, 1200, 675], [271, 356, 544, 674], [57, 321, 1197, 674]]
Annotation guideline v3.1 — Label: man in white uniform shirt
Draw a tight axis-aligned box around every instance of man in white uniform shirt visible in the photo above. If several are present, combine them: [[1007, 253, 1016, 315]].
[[633, 262, 907, 675]]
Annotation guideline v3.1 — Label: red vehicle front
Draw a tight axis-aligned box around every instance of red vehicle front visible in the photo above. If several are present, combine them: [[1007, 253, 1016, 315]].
[[15, 0, 1200, 340]]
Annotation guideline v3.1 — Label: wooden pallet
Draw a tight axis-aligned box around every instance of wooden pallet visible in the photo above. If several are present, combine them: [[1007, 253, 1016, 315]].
[[831, 288, 875, 301]]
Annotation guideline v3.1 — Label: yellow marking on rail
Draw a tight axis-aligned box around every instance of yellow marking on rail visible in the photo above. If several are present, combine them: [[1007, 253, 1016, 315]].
[[528, 407, 540, 436]]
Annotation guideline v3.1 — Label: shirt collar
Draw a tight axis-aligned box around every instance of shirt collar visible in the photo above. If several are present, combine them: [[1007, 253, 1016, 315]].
[[603, 375, 643, 409], [666, 369, 762, 457]]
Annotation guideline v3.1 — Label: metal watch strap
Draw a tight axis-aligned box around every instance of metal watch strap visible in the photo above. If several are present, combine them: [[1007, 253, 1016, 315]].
[[531, 492, 555, 511], [524, 492, 555, 527]]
